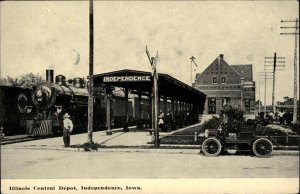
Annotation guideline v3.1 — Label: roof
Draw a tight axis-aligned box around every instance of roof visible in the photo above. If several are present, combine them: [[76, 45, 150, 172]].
[[195, 56, 254, 83], [196, 55, 244, 80], [93, 69, 206, 103], [231, 64, 253, 81]]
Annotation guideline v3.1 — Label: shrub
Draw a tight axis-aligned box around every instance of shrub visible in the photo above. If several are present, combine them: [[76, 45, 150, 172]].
[[202, 116, 221, 130], [222, 105, 245, 133]]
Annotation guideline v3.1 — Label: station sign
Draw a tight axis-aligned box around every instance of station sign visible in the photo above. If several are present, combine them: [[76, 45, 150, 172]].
[[103, 75, 151, 82]]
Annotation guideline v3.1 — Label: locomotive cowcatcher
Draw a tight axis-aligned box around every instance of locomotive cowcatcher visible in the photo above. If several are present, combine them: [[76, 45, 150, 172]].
[[199, 117, 275, 158]]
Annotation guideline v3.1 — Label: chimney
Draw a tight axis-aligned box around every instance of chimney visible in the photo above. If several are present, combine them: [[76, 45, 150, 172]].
[[219, 54, 224, 59], [46, 69, 54, 83]]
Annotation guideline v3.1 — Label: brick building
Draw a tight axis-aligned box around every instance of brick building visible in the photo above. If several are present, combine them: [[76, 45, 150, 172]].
[[194, 54, 256, 115]]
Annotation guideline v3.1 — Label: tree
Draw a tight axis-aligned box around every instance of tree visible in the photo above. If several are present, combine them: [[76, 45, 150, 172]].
[[0, 76, 19, 87], [255, 100, 262, 107], [283, 96, 293, 102], [0, 73, 43, 88]]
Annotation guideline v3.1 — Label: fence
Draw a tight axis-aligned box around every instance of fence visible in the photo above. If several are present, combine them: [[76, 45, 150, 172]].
[[159, 133, 299, 147]]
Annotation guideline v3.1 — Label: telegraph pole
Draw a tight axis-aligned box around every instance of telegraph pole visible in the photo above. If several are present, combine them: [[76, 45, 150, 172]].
[[258, 78, 261, 114], [87, 0, 94, 143], [146, 46, 159, 147], [264, 53, 285, 119], [259, 72, 273, 118], [281, 18, 299, 123]]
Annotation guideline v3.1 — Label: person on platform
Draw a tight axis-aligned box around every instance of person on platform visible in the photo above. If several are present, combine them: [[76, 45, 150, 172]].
[[158, 111, 165, 131], [63, 113, 73, 147]]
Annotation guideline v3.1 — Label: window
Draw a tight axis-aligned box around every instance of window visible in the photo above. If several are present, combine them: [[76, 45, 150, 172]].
[[221, 77, 226, 83], [245, 99, 251, 112], [212, 77, 217, 84], [208, 98, 216, 114], [222, 97, 231, 107]]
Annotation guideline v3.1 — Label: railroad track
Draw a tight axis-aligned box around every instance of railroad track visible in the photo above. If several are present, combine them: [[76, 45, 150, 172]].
[[0, 136, 52, 145]]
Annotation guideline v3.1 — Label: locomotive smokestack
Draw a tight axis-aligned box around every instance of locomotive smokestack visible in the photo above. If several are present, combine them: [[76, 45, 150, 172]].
[[46, 69, 54, 83]]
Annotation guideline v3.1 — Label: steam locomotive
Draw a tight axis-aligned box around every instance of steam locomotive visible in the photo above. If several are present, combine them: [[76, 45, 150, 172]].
[[19, 70, 151, 136], [0, 85, 33, 135]]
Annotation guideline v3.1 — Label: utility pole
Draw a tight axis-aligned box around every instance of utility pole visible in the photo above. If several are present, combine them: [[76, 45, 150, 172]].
[[190, 56, 198, 86], [259, 72, 273, 118], [87, 0, 94, 144], [281, 18, 299, 123], [258, 77, 261, 114], [264, 53, 285, 119], [146, 46, 159, 147]]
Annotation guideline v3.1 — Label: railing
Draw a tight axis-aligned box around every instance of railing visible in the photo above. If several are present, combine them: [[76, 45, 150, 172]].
[[157, 132, 299, 146]]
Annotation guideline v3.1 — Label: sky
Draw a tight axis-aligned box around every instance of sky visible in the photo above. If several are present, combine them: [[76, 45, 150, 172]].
[[0, 1, 299, 105]]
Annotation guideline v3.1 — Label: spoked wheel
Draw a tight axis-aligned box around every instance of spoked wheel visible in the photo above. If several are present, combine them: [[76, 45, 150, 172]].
[[202, 137, 222, 156], [252, 138, 273, 158]]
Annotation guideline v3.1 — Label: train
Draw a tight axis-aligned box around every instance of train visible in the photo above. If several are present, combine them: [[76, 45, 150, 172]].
[[0, 82, 150, 137], [20, 70, 141, 136], [16, 70, 154, 136], [0, 85, 33, 135], [1, 70, 199, 137]]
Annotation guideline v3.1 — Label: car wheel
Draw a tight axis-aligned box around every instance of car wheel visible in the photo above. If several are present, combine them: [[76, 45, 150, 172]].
[[201, 137, 222, 157], [252, 138, 273, 158]]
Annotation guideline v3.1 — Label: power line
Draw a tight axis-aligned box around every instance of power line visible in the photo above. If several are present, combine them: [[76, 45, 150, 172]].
[[280, 18, 299, 123], [264, 53, 285, 118], [87, 0, 94, 144], [44, 7, 111, 63], [258, 72, 273, 118]]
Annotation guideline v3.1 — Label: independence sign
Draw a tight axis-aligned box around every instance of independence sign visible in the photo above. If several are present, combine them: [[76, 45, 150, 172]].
[[103, 75, 151, 82]]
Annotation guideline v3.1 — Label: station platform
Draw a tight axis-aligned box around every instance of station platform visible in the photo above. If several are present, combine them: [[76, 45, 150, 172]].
[[0, 127, 191, 150], [1, 124, 298, 155]]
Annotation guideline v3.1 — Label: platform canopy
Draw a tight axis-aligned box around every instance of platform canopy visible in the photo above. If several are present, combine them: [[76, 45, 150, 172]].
[[93, 69, 206, 104]]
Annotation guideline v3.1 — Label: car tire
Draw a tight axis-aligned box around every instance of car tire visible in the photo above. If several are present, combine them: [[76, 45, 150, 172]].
[[201, 137, 222, 157], [252, 138, 273, 158]]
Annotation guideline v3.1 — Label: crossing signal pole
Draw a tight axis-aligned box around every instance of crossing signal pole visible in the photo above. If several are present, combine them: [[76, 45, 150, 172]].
[[264, 53, 285, 118], [280, 18, 299, 123], [259, 72, 273, 118], [190, 56, 198, 86], [257, 76, 262, 114], [146, 46, 159, 147]]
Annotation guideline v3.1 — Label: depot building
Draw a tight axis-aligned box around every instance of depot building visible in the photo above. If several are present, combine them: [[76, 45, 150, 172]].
[[193, 54, 256, 116], [93, 69, 206, 133]]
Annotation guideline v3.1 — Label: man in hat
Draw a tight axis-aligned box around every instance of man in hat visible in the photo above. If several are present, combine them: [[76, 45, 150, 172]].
[[63, 113, 73, 147]]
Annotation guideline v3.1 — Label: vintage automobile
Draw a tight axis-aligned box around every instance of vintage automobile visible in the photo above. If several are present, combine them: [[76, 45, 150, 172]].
[[199, 120, 275, 158]]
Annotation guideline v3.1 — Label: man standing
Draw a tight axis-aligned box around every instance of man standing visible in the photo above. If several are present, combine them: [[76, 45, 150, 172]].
[[63, 113, 73, 147], [158, 111, 165, 132]]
